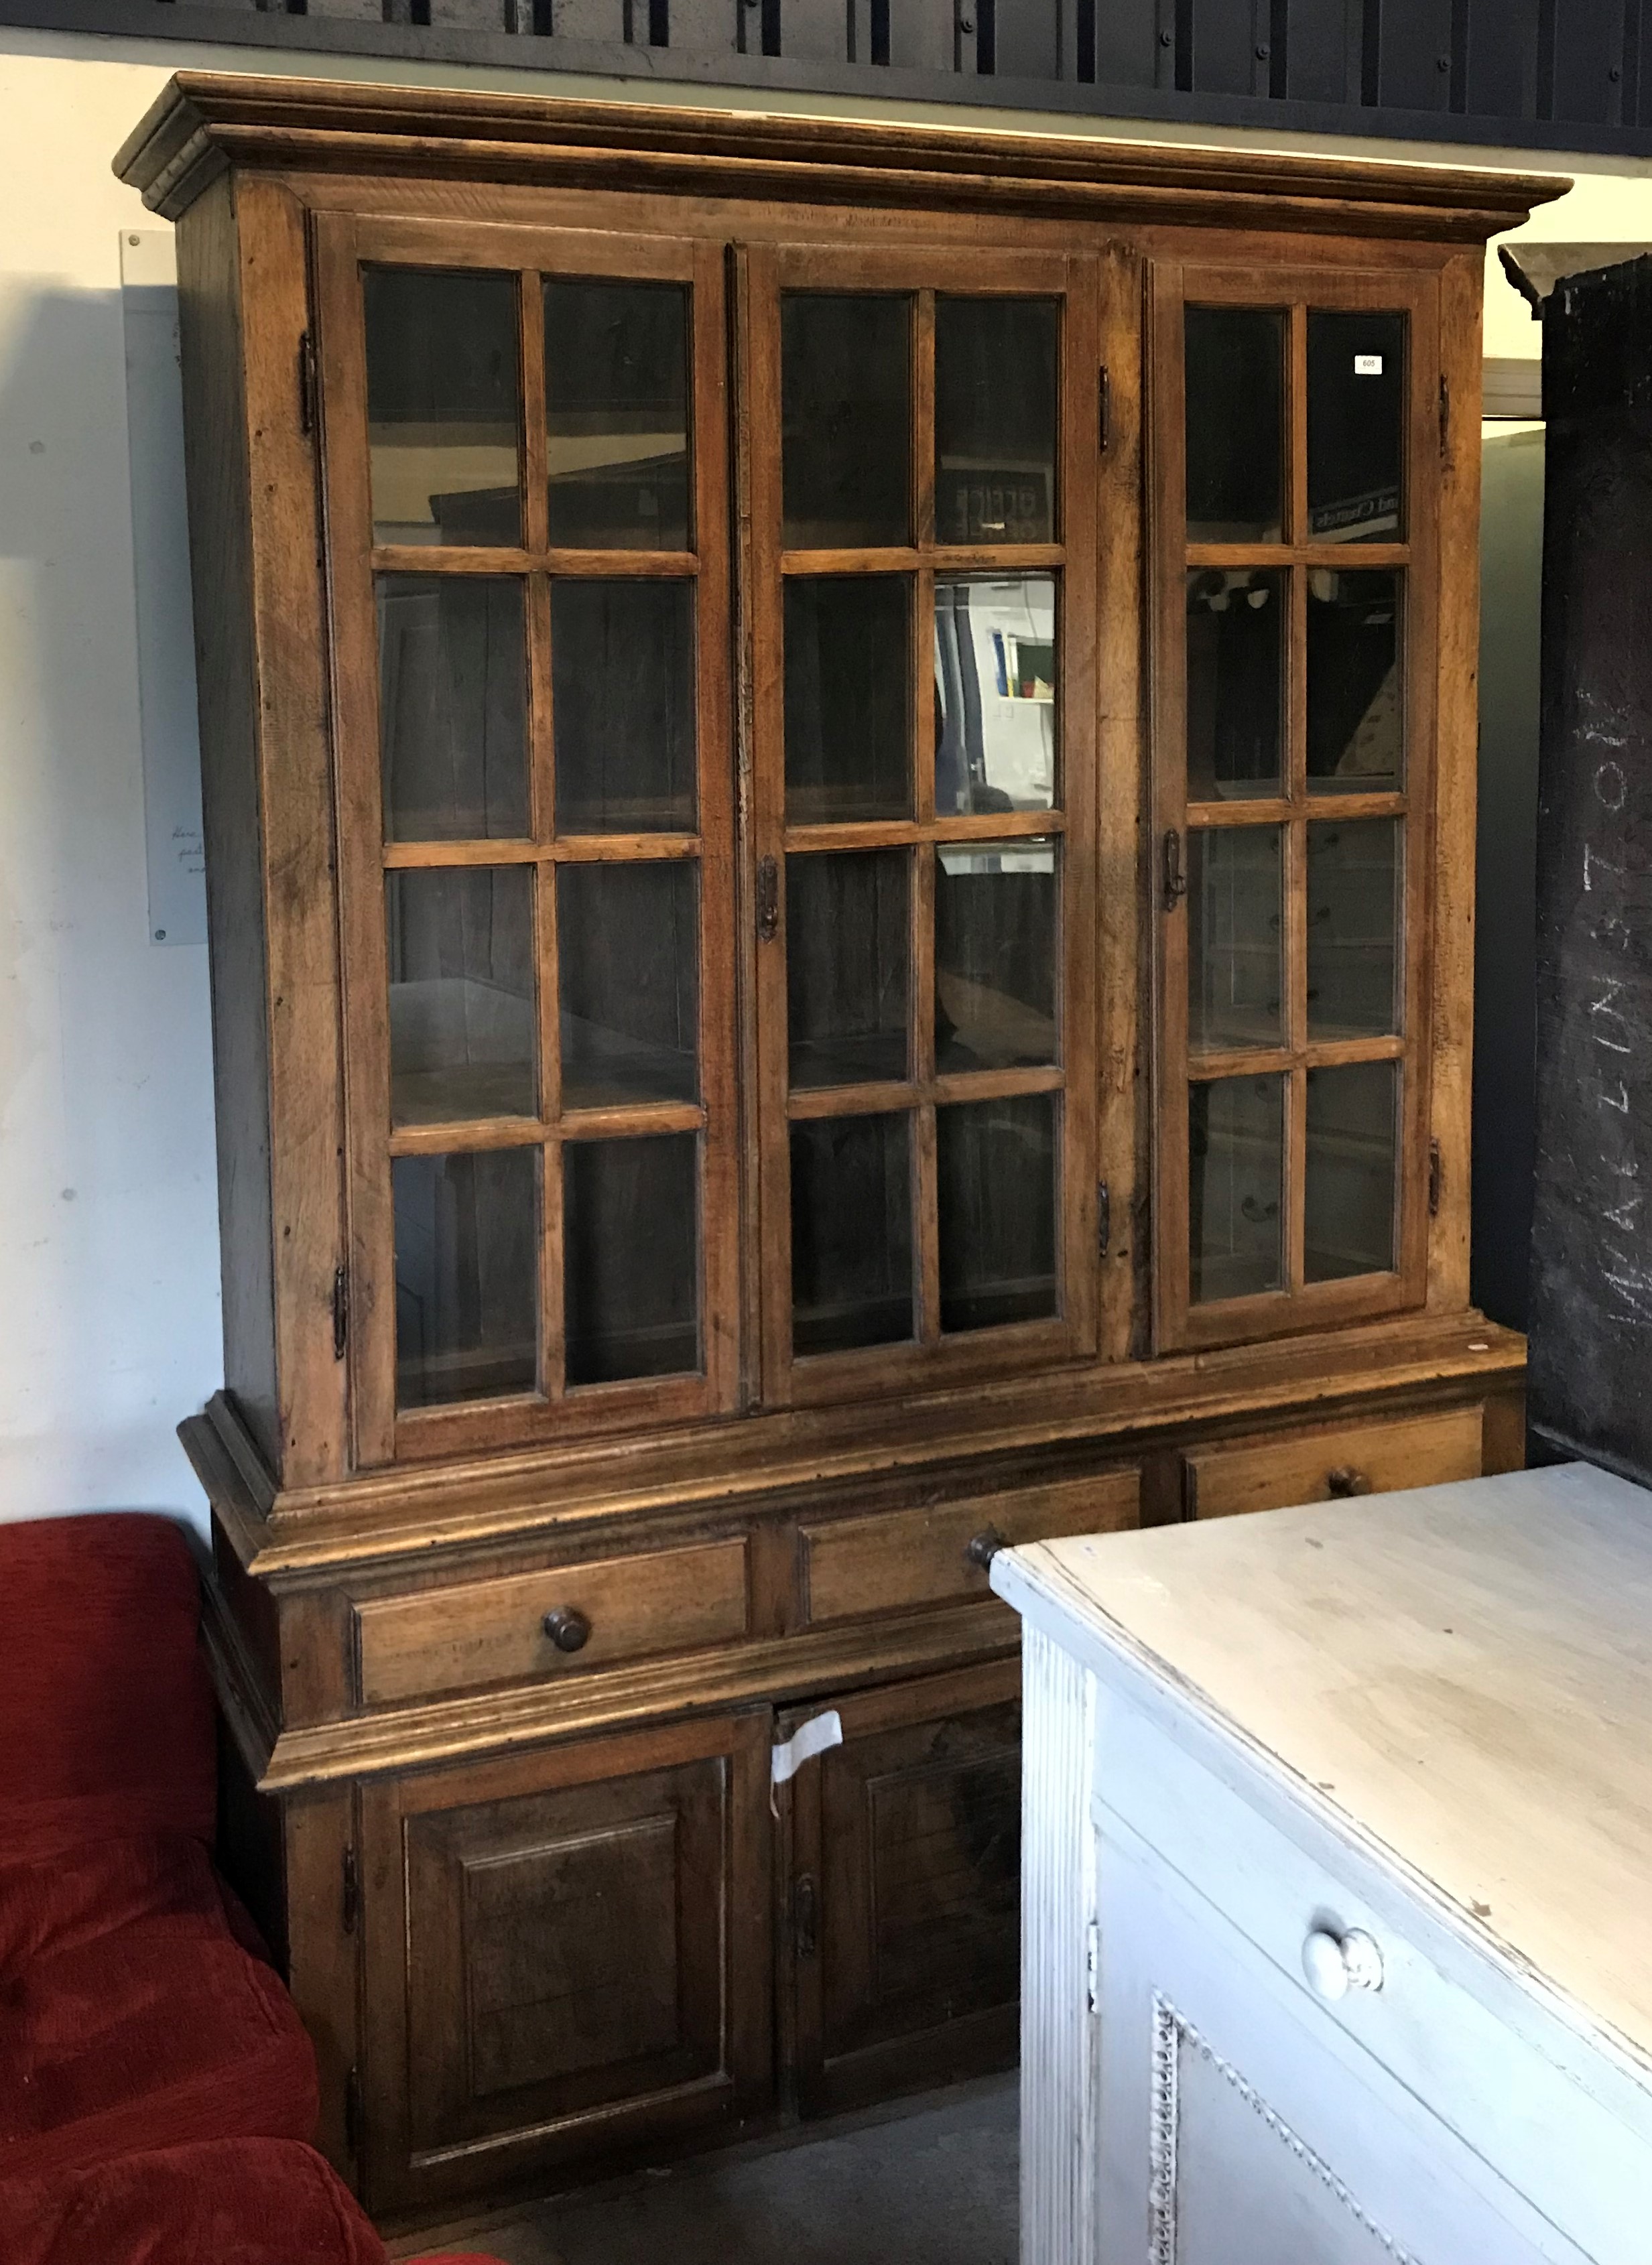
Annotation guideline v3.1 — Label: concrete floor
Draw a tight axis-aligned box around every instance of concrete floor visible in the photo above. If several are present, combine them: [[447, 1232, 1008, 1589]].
[[401, 2073, 1019, 2265]]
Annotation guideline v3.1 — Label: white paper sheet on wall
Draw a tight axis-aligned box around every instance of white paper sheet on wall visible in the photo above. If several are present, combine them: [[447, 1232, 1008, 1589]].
[[121, 228, 206, 947]]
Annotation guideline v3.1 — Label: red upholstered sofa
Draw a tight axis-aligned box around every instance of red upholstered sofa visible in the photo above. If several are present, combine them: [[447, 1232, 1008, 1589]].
[[0, 1512, 495, 2264]]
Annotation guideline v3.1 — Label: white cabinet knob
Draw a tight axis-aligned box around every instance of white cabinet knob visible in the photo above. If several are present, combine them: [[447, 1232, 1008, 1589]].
[[1302, 1927, 1384, 2001]]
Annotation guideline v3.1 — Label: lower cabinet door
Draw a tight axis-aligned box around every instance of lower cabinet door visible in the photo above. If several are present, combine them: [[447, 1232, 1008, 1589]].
[[359, 1709, 773, 2216], [783, 1658, 1021, 2118], [1095, 1831, 1590, 2265]]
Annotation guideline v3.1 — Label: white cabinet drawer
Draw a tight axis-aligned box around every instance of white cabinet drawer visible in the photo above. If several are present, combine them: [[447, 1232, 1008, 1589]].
[[1095, 1703, 1652, 2258], [1096, 1831, 1586, 2265]]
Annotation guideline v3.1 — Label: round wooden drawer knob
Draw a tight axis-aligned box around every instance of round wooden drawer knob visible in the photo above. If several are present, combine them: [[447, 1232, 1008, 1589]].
[[1326, 1466, 1373, 1498], [543, 1606, 592, 1654]]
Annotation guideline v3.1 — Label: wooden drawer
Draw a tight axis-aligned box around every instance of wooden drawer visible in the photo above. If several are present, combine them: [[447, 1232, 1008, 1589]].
[[1185, 1407, 1483, 1521], [801, 1469, 1139, 1628], [355, 1538, 750, 1706]]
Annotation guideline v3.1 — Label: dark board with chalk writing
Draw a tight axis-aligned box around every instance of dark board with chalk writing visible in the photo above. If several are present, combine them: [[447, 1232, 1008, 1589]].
[[1529, 255, 1652, 1482]]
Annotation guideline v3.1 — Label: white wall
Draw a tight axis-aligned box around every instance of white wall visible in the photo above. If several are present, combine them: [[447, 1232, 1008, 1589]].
[[0, 23, 1643, 1533]]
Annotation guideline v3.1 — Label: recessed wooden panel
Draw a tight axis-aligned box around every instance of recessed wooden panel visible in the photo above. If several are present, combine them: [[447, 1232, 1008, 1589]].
[[1185, 1404, 1483, 1520], [800, 1468, 1139, 1626], [783, 1659, 1021, 2116], [462, 1812, 682, 2093], [360, 1709, 772, 2215], [355, 1536, 749, 1703]]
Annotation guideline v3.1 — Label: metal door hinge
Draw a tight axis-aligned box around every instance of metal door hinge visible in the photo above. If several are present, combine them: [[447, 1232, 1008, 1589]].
[[298, 330, 317, 438], [1098, 365, 1110, 453], [1085, 1916, 1101, 2012], [341, 1843, 359, 1936], [1097, 1179, 1110, 1258], [757, 854, 780, 944], [1429, 1138, 1443, 1217], [332, 1263, 349, 1360], [793, 1872, 818, 1960], [1438, 376, 1451, 464], [344, 2066, 363, 2160], [1161, 827, 1188, 909]]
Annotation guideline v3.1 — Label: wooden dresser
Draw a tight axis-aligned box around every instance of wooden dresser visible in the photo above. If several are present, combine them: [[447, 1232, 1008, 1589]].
[[112, 74, 1552, 2223], [997, 1463, 1652, 2265]]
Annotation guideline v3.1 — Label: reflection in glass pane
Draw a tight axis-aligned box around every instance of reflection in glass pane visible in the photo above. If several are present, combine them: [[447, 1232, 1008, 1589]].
[[938, 1093, 1058, 1333], [378, 577, 527, 842], [1308, 570, 1403, 791], [387, 868, 536, 1128], [784, 577, 911, 823], [544, 280, 690, 551], [782, 295, 911, 549], [934, 297, 1058, 545], [552, 582, 696, 834], [1190, 1075, 1284, 1303], [787, 851, 908, 1089], [790, 1113, 913, 1355], [559, 862, 698, 1108], [393, 1147, 537, 1408], [1186, 570, 1285, 801], [1308, 311, 1405, 543], [365, 269, 521, 547], [936, 840, 1057, 1072], [1308, 821, 1401, 1040], [1185, 308, 1284, 543], [564, 1135, 700, 1384], [1306, 1061, 1398, 1281], [1189, 828, 1283, 1053], [935, 576, 1057, 816]]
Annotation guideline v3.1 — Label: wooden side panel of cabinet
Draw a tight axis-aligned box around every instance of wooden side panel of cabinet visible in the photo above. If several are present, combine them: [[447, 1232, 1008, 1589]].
[[176, 174, 347, 1488], [782, 1660, 1021, 2118], [358, 1710, 773, 2216]]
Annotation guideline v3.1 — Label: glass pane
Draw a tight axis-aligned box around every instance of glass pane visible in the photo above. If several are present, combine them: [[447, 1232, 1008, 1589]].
[[938, 1092, 1058, 1333], [935, 574, 1057, 816], [1308, 311, 1405, 544], [787, 851, 908, 1089], [564, 1135, 700, 1384], [559, 862, 698, 1108], [789, 1114, 913, 1355], [1188, 827, 1283, 1053], [387, 868, 535, 1128], [377, 576, 527, 842], [1308, 820, 1401, 1040], [393, 1147, 537, 1408], [552, 581, 695, 834], [365, 269, 521, 547], [1184, 308, 1284, 544], [936, 840, 1057, 1072], [1306, 1061, 1398, 1282], [1308, 570, 1403, 792], [782, 294, 911, 549], [1186, 568, 1285, 801], [934, 296, 1058, 545], [1190, 1075, 1284, 1303], [784, 576, 911, 823], [544, 280, 690, 551]]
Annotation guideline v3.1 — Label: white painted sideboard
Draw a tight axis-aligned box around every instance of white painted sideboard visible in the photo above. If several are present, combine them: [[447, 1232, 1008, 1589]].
[[992, 1463, 1652, 2265]]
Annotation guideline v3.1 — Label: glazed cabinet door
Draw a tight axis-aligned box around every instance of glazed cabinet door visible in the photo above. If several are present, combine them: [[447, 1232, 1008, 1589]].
[[1094, 1833, 1584, 2265], [312, 214, 739, 1467], [740, 240, 1141, 1406], [781, 1659, 1021, 2116], [359, 1710, 772, 2215], [1151, 265, 1441, 1352]]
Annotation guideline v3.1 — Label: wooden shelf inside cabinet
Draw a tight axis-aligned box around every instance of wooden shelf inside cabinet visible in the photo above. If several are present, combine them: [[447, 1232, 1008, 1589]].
[[117, 75, 1553, 2210]]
